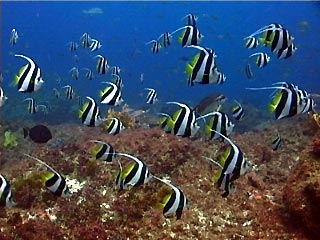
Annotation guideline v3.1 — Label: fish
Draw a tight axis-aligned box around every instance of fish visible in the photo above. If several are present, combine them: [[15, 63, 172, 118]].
[[23, 124, 52, 143], [202, 156, 236, 197], [249, 52, 270, 68], [271, 133, 282, 151], [9, 28, 18, 45], [153, 176, 189, 220], [62, 85, 75, 100], [82, 68, 94, 80], [0, 174, 16, 207], [89, 39, 102, 52], [145, 88, 157, 104], [99, 82, 123, 106], [185, 46, 218, 86], [90, 140, 116, 163], [24, 154, 71, 197], [80, 32, 92, 48], [53, 88, 60, 99], [68, 41, 78, 52], [145, 40, 161, 54], [244, 37, 259, 49], [171, 25, 203, 48], [78, 96, 104, 127], [104, 117, 125, 135], [157, 113, 172, 133], [245, 63, 254, 79], [112, 74, 123, 89], [212, 130, 249, 182], [23, 98, 47, 114], [182, 13, 198, 26], [0, 87, 8, 107], [194, 93, 227, 115], [95, 54, 109, 74], [114, 153, 152, 190], [69, 67, 79, 80], [157, 32, 172, 48], [165, 102, 200, 137], [232, 100, 245, 121], [14, 54, 44, 93], [198, 111, 234, 141], [275, 44, 297, 59], [111, 66, 121, 77]]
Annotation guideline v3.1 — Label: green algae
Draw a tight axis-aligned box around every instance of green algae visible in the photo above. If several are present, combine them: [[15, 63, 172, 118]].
[[3, 131, 18, 148]]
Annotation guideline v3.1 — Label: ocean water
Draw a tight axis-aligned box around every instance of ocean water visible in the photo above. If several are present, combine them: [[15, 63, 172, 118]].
[[1, 1, 320, 125]]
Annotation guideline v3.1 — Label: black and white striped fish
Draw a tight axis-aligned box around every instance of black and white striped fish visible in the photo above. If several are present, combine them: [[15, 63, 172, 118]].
[[244, 37, 259, 49], [172, 25, 203, 48], [9, 28, 19, 46], [53, 88, 60, 99], [104, 117, 125, 135], [99, 82, 123, 106], [90, 39, 102, 52], [62, 85, 75, 100], [271, 133, 282, 151], [69, 67, 79, 80], [0, 174, 16, 207], [83, 68, 94, 80], [14, 54, 44, 93], [164, 102, 200, 137], [95, 55, 109, 74], [24, 154, 71, 197], [186, 46, 218, 86], [145, 88, 157, 104], [80, 32, 92, 48], [0, 87, 8, 107], [249, 52, 270, 68], [245, 63, 254, 79], [183, 13, 198, 26], [90, 140, 116, 163], [111, 66, 121, 76], [145, 40, 161, 54], [153, 176, 189, 220], [78, 96, 104, 127], [23, 98, 47, 114], [275, 44, 297, 59], [232, 100, 245, 121], [68, 41, 78, 52], [157, 32, 172, 48], [115, 153, 152, 190], [112, 74, 123, 89]]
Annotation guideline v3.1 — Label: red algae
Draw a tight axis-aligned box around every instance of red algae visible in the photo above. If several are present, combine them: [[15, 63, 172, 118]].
[[0, 117, 317, 239]]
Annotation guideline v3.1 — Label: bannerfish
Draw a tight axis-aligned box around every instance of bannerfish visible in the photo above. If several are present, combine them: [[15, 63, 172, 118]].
[[249, 52, 270, 68], [104, 117, 125, 135], [95, 54, 109, 74], [145, 87, 157, 104], [23, 124, 52, 143], [271, 133, 282, 151], [182, 13, 198, 26], [90, 39, 102, 52], [0, 174, 16, 207], [9, 28, 18, 45], [90, 140, 116, 163], [0, 87, 8, 107], [145, 40, 161, 54], [171, 25, 203, 47], [99, 82, 123, 106], [78, 96, 104, 127]]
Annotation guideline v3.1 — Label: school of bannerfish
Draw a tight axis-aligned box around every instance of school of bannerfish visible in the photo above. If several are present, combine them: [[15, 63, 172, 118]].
[[1, 13, 316, 221]]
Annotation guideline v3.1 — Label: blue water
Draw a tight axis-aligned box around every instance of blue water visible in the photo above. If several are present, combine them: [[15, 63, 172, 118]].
[[2, 1, 320, 124]]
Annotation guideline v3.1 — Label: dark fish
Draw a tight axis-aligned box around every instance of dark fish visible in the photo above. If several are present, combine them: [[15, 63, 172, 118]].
[[245, 63, 254, 79], [23, 124, 52, 143]]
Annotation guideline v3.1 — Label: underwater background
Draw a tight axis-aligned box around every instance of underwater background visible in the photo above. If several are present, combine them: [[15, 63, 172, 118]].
[[1, 1, 320, 240]]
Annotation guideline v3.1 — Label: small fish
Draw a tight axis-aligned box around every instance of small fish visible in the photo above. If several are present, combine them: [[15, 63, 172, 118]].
[[69, 67, 79, 80], [153, 176, 189, 220], [23, 124, 52, 143], [90, 140, 116, 163], [104, 117, 125, 135], [80, 32, 92, 48], [202, 156, 236, 197], [0, 174, 16, 207], [171, 25, 203, 47], [244, 37, 259, 49], [89, 39, 102, 52], [99, 82, 123, 106], [115, 153, 152, 190], [232, 100, 245, 121], [14, 54, 44, 93], [68, 41, 78, 52], [0, 87, 8, 107], [9, 28, 18, 45], [164, 102, 200, 137], [145, 87, 157, 104], [95, 55, 109, 74], [82, 68, 94, 80], [23, 98, 47, 114], [271, 133, 282, 151], [245, 63, 254, 79], [53, 88, 60, 99], [112, 74, 123, 89], [183, 13, 198, 26], [145, 40, 161, 54], [275, 44, 297, 59], [78, 96, 104, 127], [111, 66, 121, 76], [24, 154, 71, 197], [249, 52, 270, 68], [62, 85, 75, 100], [157, 32, 172, 48]]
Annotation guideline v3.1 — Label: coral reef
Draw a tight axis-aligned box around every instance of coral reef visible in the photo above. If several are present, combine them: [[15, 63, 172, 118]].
[[3, 130, 18, 148], [312, 138, 320, 156]]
